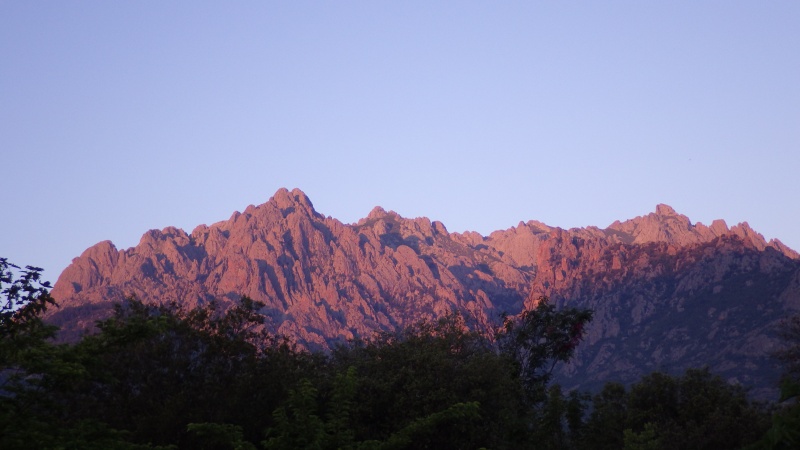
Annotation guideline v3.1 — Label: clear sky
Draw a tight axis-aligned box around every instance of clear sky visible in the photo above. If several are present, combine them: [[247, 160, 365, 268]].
[[2, 2, 799, 284]]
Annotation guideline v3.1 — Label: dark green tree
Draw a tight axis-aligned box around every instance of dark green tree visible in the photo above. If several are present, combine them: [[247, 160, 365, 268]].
[[187, 422, 257, 450], [1, 260, 168, 449], [622, 422, 660, 450], [262, 379, 326, 450], [1, 263, 605, 449], [747, 314, 800, 449], [580, 382, 629, 450], [0, 258, 56, 337], [496, 296, 593, 403], [329, 312, 528, 449], [0, 259, 59, 379], [64, 296, 310, 448], [494, 297, 593, 448], [581, 368, 769, 450]]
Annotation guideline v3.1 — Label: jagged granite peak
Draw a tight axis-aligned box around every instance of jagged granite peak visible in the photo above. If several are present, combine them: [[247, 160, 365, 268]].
[[655, 203, 678, 216], [364, 206, 390, 221], [50, 191, 800, 399], [269, 187, 317, 213], [607, 204, 695, 245], [604, 204, 794, 259]]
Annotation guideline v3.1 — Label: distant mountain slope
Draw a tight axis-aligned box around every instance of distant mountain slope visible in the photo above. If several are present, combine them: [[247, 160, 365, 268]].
[[50, 188, 800, 399]]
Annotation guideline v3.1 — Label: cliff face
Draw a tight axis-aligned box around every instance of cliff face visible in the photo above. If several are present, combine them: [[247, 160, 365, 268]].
[[52, 188, 533, 347], [50, 188, 800, 398]]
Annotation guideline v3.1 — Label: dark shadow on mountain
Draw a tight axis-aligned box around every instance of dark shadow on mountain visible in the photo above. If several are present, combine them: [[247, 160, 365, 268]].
[[379, 232, 404, 249], [419, 255, 440, 280], [258, 260, 286, 306], [47, 301, 117, 343], [379, 232, 421, 253], [447, 263, 526, 312]]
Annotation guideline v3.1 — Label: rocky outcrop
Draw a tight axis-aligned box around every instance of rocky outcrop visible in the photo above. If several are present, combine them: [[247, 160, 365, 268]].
[[50, 188, 800, 399], [605, 204, 798, 258], [52, 188, 531, 346]]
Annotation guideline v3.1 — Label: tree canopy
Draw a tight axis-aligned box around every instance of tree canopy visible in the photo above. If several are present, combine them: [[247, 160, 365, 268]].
[[0, 258, 779, 449]]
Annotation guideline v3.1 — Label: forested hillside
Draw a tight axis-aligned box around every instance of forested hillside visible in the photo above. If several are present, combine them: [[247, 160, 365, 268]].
[[4, 259, 800, 449]]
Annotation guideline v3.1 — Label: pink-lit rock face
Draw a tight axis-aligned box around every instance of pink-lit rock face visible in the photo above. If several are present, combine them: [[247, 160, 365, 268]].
[[50, 189, 800, 399]]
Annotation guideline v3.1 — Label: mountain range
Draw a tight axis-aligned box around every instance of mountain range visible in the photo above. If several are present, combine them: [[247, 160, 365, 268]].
[[49, 188, 800, 399]]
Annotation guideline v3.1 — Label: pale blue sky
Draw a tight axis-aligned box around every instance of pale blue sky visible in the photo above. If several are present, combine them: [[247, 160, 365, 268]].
[[2, 2, 799, 284]]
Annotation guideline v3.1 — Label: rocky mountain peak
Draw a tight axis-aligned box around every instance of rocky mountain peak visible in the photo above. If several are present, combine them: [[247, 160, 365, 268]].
[[655, 203, 678, 216], [606, 204, 692, 245], [48, 191, 800, 400], [601, 205, 795, 260], [710, 219, 729, 235], [365, 206, 390, 221], [268, 187, 316, 215]]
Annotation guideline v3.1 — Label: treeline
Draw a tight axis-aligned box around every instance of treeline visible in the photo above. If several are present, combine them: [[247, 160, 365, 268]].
[[1, 260, 798, 449]]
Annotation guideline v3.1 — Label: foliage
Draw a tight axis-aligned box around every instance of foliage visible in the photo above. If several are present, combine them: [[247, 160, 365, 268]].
[[580, 382, 628, 450], [747, 314, 800, 450], [262, 379, 327, 449], [261, 365, 482, 450], [622, 422, 660, 450], [530, 384, 590, 450], [329, 312, 528, 449], [580, 368, 770, 450], [65, 296, 316, 448], [745, 379, 800, 450], [0, 260, 164, 449], [1, 262, 777, 450], [187, 423, 257, 450], [0, 259, 60, 379], [0, 258, 57, 339], [497, 296, 593, 403], [366, 401, 481, 450]]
